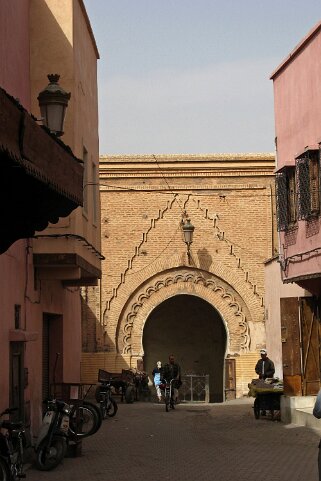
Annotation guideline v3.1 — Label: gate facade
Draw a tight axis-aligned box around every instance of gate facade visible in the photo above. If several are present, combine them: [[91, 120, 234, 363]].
[[81, 153, 276, 399]]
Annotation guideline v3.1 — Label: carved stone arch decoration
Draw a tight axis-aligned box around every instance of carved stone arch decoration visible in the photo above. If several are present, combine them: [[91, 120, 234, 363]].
[[116, 268, 252, 356]]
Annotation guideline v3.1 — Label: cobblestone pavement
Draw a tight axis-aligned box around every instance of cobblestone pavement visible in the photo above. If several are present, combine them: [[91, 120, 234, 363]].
[[26, 398, 320, 481]]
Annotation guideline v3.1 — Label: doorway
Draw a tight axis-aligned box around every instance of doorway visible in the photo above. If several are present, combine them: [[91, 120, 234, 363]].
[[142, 294, 227, 402], [9, 342, 24, 422], [42, 314, 63, 400]]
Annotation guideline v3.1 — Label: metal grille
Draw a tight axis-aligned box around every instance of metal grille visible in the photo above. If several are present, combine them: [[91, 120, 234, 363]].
[[275, 171, 288, 231], [310, 151, 320, 214], [296, 156, 310, 220], [296, 151, 320, 219], [180, 374, 209, 402]]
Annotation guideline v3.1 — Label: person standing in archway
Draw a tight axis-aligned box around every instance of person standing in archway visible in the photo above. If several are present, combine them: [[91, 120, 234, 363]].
[[163, 354, 182, 403], [152, 361, 163, 402]]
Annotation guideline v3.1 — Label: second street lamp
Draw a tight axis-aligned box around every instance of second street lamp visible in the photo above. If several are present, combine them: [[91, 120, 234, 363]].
[[182, 217, 194, 264], [37, 74, 71, 137]]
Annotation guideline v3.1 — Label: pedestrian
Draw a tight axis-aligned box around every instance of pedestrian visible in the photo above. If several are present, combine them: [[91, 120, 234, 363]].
[[313, 388, 321, 481], [162, 354, 182, 403], [152, 361, 163, 402], [255, 349, 275, 380]]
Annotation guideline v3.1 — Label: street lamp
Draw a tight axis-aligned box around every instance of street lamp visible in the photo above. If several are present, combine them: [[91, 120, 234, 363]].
[[182, 217, 194, 264], [37, 74, 71, 137]]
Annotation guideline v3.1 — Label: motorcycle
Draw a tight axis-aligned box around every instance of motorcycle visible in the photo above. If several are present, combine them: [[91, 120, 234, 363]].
[[34, 398, 71, 471], [0, 407, 26, 480]]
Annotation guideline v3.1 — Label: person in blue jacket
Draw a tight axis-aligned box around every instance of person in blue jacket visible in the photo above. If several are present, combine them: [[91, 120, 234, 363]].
[[152, 361, 163, 402]]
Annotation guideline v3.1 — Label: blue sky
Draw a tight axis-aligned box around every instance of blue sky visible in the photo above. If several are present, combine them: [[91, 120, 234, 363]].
[[84, 1, 321, 155]]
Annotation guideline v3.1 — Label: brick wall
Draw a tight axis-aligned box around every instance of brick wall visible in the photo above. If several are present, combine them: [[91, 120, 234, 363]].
[[81, 153, 276, 396]]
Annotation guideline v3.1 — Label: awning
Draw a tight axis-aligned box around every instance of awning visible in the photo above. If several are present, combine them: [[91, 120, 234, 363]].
[[0, 87, 83, 253]]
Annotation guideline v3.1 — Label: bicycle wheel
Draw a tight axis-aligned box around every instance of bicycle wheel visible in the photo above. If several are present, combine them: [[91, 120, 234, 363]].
[[0, 457, 10, 481], [35, 435, 66, 471], [165, 394, 170, 412], [69, 401, 102, 438]]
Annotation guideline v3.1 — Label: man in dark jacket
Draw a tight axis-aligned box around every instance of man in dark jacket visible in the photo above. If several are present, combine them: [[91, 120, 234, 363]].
[[162, 354, 181, 403], [255, 349, 275, 380]]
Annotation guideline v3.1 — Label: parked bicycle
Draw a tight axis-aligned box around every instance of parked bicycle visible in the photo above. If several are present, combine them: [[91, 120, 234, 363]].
[[95, 381, 118, 419], [0, 407, 26, 480]]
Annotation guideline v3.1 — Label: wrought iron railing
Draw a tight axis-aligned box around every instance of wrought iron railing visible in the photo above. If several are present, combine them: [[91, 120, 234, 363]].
[[180, 374, 209, 402]]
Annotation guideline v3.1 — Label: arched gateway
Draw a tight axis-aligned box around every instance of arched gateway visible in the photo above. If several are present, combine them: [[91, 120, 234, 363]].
[[114, 268, 251, 402], [81, 153, 276, 399]]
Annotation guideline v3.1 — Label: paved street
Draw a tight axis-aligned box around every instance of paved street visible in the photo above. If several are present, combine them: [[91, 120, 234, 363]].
[[26, 398, 320, 481]]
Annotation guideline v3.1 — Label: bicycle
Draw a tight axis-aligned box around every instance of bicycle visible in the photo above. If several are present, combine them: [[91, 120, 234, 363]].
[[0, 407, 26, 480], [160, 379, 176, 412], [95, 382, 118, 419]]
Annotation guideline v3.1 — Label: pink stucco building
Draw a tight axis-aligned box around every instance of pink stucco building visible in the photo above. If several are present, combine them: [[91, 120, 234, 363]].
[[0, 0, 101, 441], [271, 20, 321, 397]]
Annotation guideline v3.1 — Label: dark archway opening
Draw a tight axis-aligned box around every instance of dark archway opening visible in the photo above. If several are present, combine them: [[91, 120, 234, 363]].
[[142, 294, 227, 402]]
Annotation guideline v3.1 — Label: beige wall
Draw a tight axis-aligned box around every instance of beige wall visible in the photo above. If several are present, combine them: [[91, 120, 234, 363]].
[[264, 258, 308, 378], [29, 0, 101, 271]]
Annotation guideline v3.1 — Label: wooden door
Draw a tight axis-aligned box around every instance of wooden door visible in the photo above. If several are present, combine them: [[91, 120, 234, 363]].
[[224, 358, 236, 400], [280, 297, 302, 395], [300, 297, 321, 395]]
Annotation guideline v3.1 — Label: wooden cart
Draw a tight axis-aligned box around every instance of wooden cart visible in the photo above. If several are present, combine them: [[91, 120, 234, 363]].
[[248, 380, 283, 421], [97, 369, 151, 403]]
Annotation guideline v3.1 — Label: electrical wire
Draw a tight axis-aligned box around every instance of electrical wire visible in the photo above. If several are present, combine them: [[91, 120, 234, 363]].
[[151, 154, 185, 214], [89, 181, 275, 198], [104, 224, 181, 277]]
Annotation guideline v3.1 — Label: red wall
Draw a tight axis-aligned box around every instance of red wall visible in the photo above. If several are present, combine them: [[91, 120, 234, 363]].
[[0, 0, 31, 109], [272, 23, 321, 290]]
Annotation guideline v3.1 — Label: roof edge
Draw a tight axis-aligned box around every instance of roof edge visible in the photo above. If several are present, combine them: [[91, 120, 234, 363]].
[[270, 20, 321, 80], [100, 152, 275, 161], [78, 0, 100, 59]]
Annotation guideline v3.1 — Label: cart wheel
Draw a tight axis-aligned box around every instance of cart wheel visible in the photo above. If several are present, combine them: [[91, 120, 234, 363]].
[[254, 398, 260, 419], [125, 386, 135, 404]]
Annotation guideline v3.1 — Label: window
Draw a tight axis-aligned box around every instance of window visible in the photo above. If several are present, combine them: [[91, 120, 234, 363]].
[[275, 167, 297, 231], [83, 147, 88, 214], [296, 149, 320, 219], [14, 304, 21, 329]]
